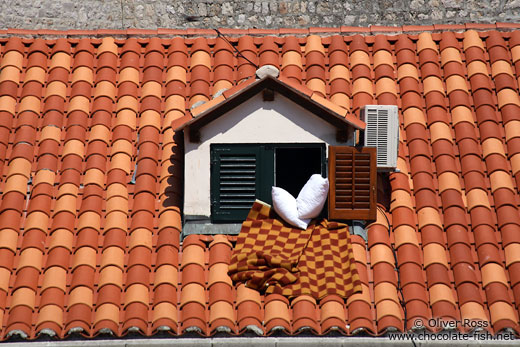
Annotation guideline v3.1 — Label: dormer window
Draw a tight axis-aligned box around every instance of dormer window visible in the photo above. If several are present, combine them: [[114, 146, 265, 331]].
[[173, 72, 373, 236]]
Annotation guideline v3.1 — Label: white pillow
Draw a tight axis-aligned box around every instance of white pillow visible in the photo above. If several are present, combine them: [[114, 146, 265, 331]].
[[272, 186, 311, 230], [296, 174, 329, 219]]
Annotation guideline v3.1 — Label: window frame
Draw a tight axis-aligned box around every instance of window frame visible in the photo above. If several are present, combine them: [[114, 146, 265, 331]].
[[210, 143, 326, 223]]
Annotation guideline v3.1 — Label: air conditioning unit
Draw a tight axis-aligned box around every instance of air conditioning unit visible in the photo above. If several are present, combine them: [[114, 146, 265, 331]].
[[360, 105, 399, 171]]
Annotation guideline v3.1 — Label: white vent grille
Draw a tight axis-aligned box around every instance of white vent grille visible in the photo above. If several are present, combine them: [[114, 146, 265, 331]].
[[360, 105, 399, 170]]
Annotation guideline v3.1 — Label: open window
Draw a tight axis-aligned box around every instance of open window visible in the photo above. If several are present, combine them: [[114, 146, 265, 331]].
[[275, 147, 324, 198], [210, 143, 326, 223]]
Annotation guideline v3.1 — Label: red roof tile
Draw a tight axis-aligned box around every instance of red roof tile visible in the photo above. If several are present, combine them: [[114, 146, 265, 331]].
[[0, 27, 519, 340]]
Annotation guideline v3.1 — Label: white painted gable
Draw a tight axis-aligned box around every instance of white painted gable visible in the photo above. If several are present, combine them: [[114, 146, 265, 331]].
[[183, 92, 352, 218]]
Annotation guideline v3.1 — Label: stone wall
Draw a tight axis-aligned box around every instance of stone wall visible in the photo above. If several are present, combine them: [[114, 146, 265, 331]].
[[1, 0, 519, 31]]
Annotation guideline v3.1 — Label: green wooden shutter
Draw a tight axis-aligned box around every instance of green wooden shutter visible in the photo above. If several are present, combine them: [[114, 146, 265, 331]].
[[211, 145, 263, 222], [328, 146, 377, 220]]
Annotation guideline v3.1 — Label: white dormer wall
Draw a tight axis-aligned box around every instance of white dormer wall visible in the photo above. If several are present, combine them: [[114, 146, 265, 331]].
[[183, 92, 353, 218]]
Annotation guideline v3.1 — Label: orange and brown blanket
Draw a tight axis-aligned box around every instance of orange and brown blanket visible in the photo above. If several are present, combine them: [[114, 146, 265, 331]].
[[228, 200, 362, 299]]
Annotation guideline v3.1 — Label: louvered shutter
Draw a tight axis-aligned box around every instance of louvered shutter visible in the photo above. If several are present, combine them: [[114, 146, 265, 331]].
[[328, 146, 377, 220], [361, 105, 399, 169], [211, 145, 263, 222]]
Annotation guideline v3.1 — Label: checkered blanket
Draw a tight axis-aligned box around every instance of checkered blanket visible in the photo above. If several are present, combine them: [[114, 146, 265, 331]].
[[228, 200, 362, 299]]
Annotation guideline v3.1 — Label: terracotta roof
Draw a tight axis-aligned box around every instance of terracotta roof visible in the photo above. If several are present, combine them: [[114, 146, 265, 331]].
[[175, 74, 365, 133], [0, 28, 520, 340]]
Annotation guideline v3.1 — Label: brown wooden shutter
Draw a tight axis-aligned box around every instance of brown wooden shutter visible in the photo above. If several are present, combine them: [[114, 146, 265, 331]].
[[328, 146, 377, 220]]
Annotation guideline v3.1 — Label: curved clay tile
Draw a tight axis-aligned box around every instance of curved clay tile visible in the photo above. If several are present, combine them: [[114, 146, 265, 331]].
[[166, 66, 187, 86], [349, 35, 369, 54], [169, 37, 188, 56], [97, 51, 118, 71], [281, 36, 301, 56], [122, 302, 149, 333], [237, 62, 256, 82], [373, 35, 392, 53], [5, 306, 33, 337], [443, 61, 465, 79], [396, 49, 416, 67], [191, 37, 210, 56], [445, 75, 468, 95], [349, 50, 370, 69], [27, 38, 49, 56], [397, 64, 426, 82], [505, 244, 520, 268], [394, 34, 415, 54], [304, 50, 324, 72], [457, 302, 487, 326], [477, 243, 503, 266], [181, 301, 206, 334], [417, 32, 438, 54], [236, 36, 256, 60], [291, 296, 319, 333], [75, 39, 95, 58], [117, 81, 139, 100], [213, 70, 234, 93], [151, 301, 178, 332], [452, 263, 480, 291], [97, 37, 118, 57], [398, 78, 420, 99], [329, 78, 350, 97], [440, 47, 463, 67], [190, 65, 210, 85], [140, 96, 161, 117], [212, 37, 231, 55], [264, 294, 291, 333], [348, 300, 375, 334], [144, 51, 164, 70], [142, 65, 162, 84], [304, 35, 325, 56], [439, 31, 459, 53], [167, 50, 188, 72], [25, 51, 47, 72], [328, 35, 347, 56], [209, 300, 236, 333], [418, 50, 440, 70], [121, 38, 141, 56], [258, 36, 279, 68], [93, 303, 120, 334], [2, 43, 24, 71], [463, 30, 485, 52], [490, 60, 514, 79], [4, 37, 24, 54], [328, 53, 347, 78], [464, 46, 485, 66], [373, 262, 398, 287], [306, 65, 325, 84], [259, 48, 278, 68], [70, 81, 92, 100], [144, 37, 164, 56], [120, 52, 140, 71], [486, 31, 507, 51], [189, 77, 210, 97], [493, 74, 516, 94], [375, 77, 397, 98], [376, 308, 403, 333], [488, 46, 510, 65], [51, 38, 71, 57], [375, 56, 394, 76], [35, 303, 64, 334], [214, 49, 234, 70], [0, 80, 17, 100], [165, 80, 186, 99]]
